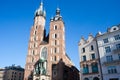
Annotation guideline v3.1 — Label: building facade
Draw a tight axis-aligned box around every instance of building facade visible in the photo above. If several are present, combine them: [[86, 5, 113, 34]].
[[96, 25, 120, 80], [24, 2, 79, 80], [0, 68, 5, 80], [0, 65, 24, 80], [79, 24, 120, 80], [78, 34, 101, 80]]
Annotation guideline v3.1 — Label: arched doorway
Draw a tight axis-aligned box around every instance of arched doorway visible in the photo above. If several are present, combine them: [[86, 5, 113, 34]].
[[93, 77, 99, 80], [84, 78, 89, 80]]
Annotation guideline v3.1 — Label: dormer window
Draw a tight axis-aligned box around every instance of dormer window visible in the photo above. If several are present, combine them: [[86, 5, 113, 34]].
[[113, 28, 116, 30], [110, 26, 119, 32]]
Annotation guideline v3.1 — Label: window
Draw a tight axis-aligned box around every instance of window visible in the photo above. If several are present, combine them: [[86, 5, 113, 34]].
[[32, 50, 35, 55], [54, 56, 56, 61], [113, 28, 117, 30], [34, 36, 36, 41], [34, 43, 36, 48], [108, 66, 117, 74], [82, 48, 85, 53], [83, 65, 89, 74], [54, 25, 57, 30], [32, 58, 34, 62], [83, 56, 86, 61], [91, 45, 94, 51], [91, 54, 95, 60], [55, 40, 57, 45], [54, 48, 57, 53], [114, 35, 120, 40], [105, 46, 111, 53], [116, 44, 120, 49], [91, 63, 98, 73], [52, 64, 57, 77], [118, 54, 120, 60], [106, 55, 113, 62], [53, 71, 57, 75], [103, 38, 109, 43], [36, 26, 38, 29], [41, 47, 47, 60], [55, 34, 57, 38], [34, 31, 37, 35]]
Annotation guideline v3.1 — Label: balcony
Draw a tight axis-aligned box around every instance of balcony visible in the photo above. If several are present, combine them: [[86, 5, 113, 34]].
[[103, 60, 120, 66], [113, 48, 120, 54], [83, 72, 99, 75], [80, 59, 98, 64]]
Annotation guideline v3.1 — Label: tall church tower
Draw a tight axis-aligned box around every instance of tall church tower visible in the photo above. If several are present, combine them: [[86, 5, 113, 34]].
[[24, 2, 46, 80], [24, 1, 80, 80]]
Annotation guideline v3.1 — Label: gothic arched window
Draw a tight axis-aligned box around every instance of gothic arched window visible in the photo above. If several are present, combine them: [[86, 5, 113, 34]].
[[41, 47, 47, 60]]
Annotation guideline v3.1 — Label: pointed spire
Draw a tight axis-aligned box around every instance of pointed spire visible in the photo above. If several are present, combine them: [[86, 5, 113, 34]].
[[43, 9, 46, 17], [39, 1, 43, 11], [56, 7, 60, 16], [35, 0, 46, 18]]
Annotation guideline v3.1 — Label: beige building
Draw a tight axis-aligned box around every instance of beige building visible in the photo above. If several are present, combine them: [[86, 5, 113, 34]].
[[0, 68, 5, 80], [24, 2, 79, 80], [78, 34, 102, 80], [0, 65, 24, 80]]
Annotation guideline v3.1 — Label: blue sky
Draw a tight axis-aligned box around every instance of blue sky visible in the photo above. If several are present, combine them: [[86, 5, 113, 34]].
[[0, 0, 120, 70]]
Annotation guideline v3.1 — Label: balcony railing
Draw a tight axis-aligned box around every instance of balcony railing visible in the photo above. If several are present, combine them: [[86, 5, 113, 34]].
[[103, 59, 120, 66], [113, 48, 120, 54], [83, 72, 99, 75]]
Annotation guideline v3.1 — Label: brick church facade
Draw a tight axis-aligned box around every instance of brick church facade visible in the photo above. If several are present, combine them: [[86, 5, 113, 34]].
[[24, 2, 79, 80]]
